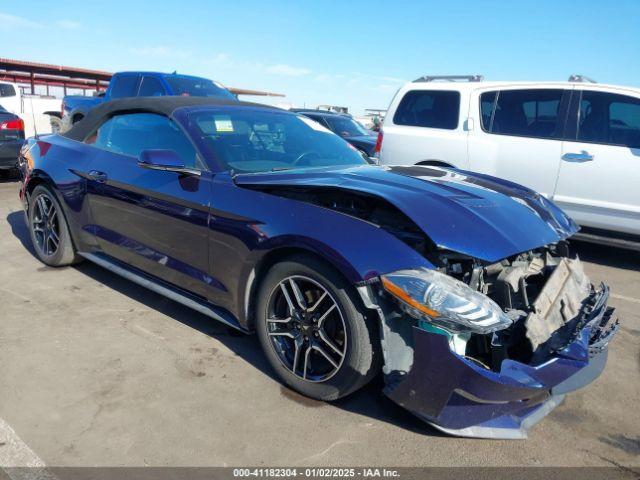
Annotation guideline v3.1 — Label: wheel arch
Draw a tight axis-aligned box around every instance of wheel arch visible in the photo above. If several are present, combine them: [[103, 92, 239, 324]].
[[24, 170, 57, 203], [25, 172, 81, 252], [241, 246, 361, 331]]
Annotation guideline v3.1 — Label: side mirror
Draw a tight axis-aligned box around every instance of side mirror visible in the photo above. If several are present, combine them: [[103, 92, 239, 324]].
[[138, 150, 200, 176]]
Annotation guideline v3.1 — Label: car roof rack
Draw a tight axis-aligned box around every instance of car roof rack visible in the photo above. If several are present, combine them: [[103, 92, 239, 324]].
[[414, 74, 484, 83], [568, 74, 597, 83]]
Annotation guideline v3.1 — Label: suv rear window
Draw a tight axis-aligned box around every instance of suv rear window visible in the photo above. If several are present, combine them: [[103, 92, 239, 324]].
[[393, 90, 460, 129], [0, 84, 17, 97], [481, 89, 564, 139]]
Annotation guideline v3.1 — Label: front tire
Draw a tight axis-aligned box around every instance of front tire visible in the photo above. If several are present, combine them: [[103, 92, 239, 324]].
[[256, 254, 380, 401], [28, 185, 80, 266]]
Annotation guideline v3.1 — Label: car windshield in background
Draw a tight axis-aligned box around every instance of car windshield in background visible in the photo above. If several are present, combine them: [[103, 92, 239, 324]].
[[190, 108, 367, 173], [165, 76, 237, 100], [324, 116, 371, 137]]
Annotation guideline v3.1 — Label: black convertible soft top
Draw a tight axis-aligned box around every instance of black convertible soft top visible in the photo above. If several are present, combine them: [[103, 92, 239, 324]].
[[63, 96, 277, 142]]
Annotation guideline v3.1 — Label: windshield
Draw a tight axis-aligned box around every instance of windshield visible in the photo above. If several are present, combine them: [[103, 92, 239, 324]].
[[323, 115, 371, 137], [164, 76, 236, 100], [189, 108, 367, 173]]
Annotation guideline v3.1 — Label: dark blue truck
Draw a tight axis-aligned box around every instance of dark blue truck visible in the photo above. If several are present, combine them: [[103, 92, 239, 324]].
[[61, 71, 236, 130]]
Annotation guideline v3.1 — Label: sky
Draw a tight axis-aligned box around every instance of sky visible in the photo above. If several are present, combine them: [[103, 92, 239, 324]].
[[2, 0, 640, 115]]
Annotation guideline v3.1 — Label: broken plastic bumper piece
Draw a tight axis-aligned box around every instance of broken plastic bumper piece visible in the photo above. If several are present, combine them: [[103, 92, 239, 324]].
[[384, 284, 618, 439]]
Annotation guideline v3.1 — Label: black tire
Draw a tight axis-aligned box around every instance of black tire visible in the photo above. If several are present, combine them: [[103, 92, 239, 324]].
[[28, 185, 81, 266], [256, 254, 380, 401]]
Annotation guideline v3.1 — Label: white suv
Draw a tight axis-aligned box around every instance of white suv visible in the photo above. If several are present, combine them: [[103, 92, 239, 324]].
[[377, 75, 640, 249]]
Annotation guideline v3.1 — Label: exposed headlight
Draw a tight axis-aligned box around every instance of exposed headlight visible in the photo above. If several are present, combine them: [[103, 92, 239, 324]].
[[380, 268, 512, 334]]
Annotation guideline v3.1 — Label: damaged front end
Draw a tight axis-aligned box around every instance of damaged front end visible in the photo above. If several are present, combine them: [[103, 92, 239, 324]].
[[359, 244, 619, 439]]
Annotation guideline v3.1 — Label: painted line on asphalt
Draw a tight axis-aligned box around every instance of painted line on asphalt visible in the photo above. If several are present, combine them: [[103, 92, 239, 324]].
[[0, 287, 31, 303], [0, 417, 57, 480], [610, 293, 640, 305]]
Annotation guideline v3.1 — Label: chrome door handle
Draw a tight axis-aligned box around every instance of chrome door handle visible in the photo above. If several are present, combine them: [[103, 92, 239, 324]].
[[88, 170, 108, 182], [562, 151, 594, 162]]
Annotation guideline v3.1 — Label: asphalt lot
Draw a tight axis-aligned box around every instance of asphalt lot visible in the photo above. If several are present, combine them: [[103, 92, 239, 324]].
[[0, 177, 638, 470]]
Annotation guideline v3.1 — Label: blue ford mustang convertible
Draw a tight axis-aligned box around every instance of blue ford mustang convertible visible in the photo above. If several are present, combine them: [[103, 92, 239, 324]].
[[18, 97, 619, 438]]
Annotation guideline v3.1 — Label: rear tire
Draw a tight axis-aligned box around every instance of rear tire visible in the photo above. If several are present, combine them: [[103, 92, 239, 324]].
[[28, 185, 81, 267], [256, 254, 380, 401]]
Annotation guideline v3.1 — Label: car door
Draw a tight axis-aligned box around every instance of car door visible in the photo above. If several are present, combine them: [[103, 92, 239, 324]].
[[83, 112, 215, 299], [467, 87, 571, 198], [554, 89, 640, 235]]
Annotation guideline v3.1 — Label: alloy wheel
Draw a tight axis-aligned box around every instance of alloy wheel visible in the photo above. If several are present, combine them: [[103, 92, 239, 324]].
[[31, 193, 60, 257], [266, 275, 347, 382]]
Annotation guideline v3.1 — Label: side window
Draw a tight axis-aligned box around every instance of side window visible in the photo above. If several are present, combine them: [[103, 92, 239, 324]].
[[109, 75, 140, 99], [138, 76, 165, 97], [479, 91, 497, 131], [393, 90, 460, 129], [0, 84, 17, 97], [489, 89, 564, 139], [85, 113, 200, 168], [308, 115, 331, 130], [578, 91, 640, 148], [304, 115, 322, 124]]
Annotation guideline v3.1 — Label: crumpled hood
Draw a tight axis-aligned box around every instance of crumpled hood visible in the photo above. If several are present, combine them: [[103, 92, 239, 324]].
[[234, 164, 578, 262]]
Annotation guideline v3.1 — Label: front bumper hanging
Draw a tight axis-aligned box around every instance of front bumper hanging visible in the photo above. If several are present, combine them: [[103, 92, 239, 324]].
[[372, 281, 618, 439]]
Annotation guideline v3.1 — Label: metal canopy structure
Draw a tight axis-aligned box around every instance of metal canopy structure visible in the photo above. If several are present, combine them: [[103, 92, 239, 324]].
[[0, 58, 285, 98], [0, 58, 111, 94]]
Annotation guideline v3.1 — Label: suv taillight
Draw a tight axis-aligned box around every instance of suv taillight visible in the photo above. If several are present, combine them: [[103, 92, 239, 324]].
[[61, 101, 65, 118], [0, 118, 24, 131], [374, 131, 383, 154]]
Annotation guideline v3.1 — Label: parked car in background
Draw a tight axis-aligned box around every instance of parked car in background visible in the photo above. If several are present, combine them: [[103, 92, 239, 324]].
[[62, 71, 237, 131], [0, 105, 25, 176], [377, 75, 640, 250], [0, 81, 61, 137], [18, 97, 618, 439], [291, 109, 378, 157]]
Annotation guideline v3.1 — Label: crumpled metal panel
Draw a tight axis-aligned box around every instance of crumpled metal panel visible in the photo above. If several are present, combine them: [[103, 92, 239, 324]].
[[233, 164, 579, 263], [496, 256, 545, 291], [525, 258, 591, 350]]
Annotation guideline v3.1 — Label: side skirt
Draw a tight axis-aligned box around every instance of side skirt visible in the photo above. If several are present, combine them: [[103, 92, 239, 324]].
[[78, 252, 248, 333]]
